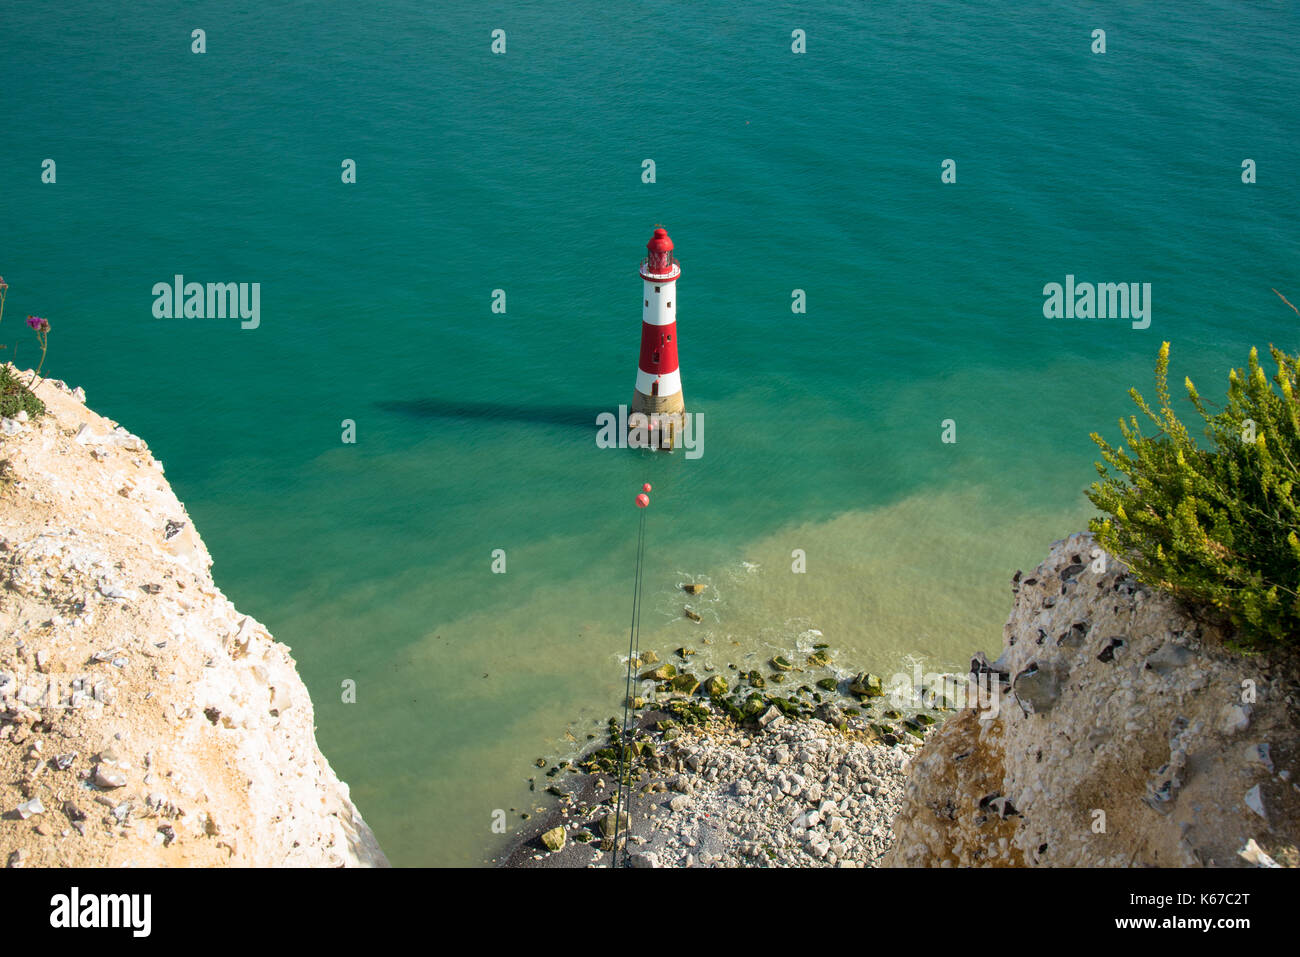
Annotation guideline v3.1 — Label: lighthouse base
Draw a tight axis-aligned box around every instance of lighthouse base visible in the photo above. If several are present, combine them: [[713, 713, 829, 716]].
[[630, 391, 687, 451]]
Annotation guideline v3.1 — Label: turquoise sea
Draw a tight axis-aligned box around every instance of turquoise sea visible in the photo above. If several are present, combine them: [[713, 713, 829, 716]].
[[3, 1, 1298, 865]]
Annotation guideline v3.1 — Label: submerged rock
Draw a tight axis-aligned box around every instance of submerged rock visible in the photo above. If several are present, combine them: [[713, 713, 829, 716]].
[[849, 673, 884, 698]]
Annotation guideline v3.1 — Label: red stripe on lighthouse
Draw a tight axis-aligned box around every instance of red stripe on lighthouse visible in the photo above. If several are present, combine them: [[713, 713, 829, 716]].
[[638, 321, 679, 376]]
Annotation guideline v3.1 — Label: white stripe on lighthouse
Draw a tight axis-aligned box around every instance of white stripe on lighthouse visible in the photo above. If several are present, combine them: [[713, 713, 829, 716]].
[[635, 367, 682, 397], [641, 279, 678, 326]]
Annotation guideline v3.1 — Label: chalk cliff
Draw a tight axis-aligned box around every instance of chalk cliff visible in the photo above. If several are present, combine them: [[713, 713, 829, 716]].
[[885, 532, 1299, 867], [0, 367, 387, 867]]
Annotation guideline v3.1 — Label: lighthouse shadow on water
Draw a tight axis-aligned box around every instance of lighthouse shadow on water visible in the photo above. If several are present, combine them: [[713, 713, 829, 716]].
[[374, 397, 602, 430]]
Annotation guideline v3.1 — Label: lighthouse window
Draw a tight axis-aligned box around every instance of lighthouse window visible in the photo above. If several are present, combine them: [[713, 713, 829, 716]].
[[644, 300, 648, 307], [667, 301, 671, 307], [653, 351, 660, 363], [655, 286, 661, 293]]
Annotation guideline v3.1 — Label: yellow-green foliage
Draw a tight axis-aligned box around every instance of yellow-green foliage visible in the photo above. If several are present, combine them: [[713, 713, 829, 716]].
[[0, 363, 45, 421], [1087, 342, 1300, 649]]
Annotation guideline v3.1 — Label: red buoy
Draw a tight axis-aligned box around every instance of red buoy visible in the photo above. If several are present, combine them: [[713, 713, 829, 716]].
[[636, 493, 650, 508], [642, 483, 652, 492]]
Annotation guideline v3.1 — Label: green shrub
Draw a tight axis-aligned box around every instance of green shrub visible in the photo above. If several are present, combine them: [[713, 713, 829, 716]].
[[1087, 341, 1300, 649], [0, 363, 45, 421]]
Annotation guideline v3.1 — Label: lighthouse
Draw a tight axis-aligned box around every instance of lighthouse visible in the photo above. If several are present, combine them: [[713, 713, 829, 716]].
[[632, 226, 685, 450]]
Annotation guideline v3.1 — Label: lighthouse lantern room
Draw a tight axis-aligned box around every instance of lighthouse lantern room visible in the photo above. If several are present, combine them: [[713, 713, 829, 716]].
[[632, 226, 686, 449]]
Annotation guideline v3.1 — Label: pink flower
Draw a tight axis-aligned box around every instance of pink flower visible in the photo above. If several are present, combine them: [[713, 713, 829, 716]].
[[27, 315, 49, 332]]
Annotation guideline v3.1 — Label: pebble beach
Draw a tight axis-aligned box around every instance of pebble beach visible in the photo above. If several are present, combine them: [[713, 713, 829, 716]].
[[497, 675, 930, 868]]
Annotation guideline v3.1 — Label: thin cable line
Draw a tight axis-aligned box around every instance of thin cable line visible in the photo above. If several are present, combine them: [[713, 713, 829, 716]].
[[612, 507, 645, 866]]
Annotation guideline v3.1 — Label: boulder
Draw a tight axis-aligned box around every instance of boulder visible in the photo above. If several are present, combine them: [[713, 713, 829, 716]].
[[669, 673, 700, 695], [814, 702, 847, 730], [639, 664, 676, 682], [849, 673, 884, 698], [540, 827, 566, 852], [599, 809, 629, 837]]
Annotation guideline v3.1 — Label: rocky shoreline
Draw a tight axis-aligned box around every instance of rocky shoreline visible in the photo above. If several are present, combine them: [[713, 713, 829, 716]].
[[496, 641, 953, 867], [501, 533, 1300, 868], [497, 701, 917, 868]]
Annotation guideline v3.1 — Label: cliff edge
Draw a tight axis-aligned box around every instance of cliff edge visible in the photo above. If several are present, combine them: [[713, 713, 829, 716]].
[[0, 367, 388, 867], [885, 532, 1299, 867]]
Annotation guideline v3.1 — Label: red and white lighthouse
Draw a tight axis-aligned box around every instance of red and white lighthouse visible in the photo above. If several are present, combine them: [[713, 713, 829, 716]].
[[632, 226, 686, 449]]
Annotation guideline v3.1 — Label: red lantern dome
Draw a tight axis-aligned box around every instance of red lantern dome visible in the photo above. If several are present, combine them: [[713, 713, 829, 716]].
[[640, 227, 679, 280]]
